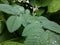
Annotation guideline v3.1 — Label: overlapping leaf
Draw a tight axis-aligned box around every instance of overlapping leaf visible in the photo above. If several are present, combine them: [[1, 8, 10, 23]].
[[38, 16, 60, 33], [0, 4, 24, 15], [22, 9, 31, 27], [0, 4, 16, 14], [6, 16, 23, 33], [24, 30, 60, 45], [23, 16, 60, 45], [40, 30, 60, 45], [22, 22, 43, 37], [41, 20, 60, 33], [13, 5, 24, 15], [24, 30, 44, 45], [22, 22, 44, 45], [46, 30, 60, 45]]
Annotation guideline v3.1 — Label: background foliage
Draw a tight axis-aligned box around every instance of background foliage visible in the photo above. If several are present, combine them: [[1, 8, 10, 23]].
[[0, 0, 60, 45]]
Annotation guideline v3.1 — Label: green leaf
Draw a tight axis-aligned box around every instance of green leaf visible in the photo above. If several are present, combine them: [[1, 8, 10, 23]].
[[13, 5, 24, 15], [22, 9, 32, 26], [47, 30, 60, 45], [0, 4, 24, 15], [39, 31, 48, 45], [6, 16, 23, 33], [0, 4, 16, 15], [48, 0, 60, 12], [22, 22, 43, 37], [23, 13, 40, 24], [1, 41, 24, 45], [22, 16, 60, 45], [24, 30, 60, 45], [24, 30, 44, 45], [23, 23, 44, 45], [42, 21, 60, 33], [38, 16, 60, 33], [24, 35, 41, 45], [27, 16, 39, 23], [38, 16, 49, 22], [40, 30, 60, 45]]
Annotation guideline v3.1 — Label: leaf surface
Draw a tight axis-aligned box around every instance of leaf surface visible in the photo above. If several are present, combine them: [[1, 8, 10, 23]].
[[48, 0, 60, 12], [6, 16, 23, 33]]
